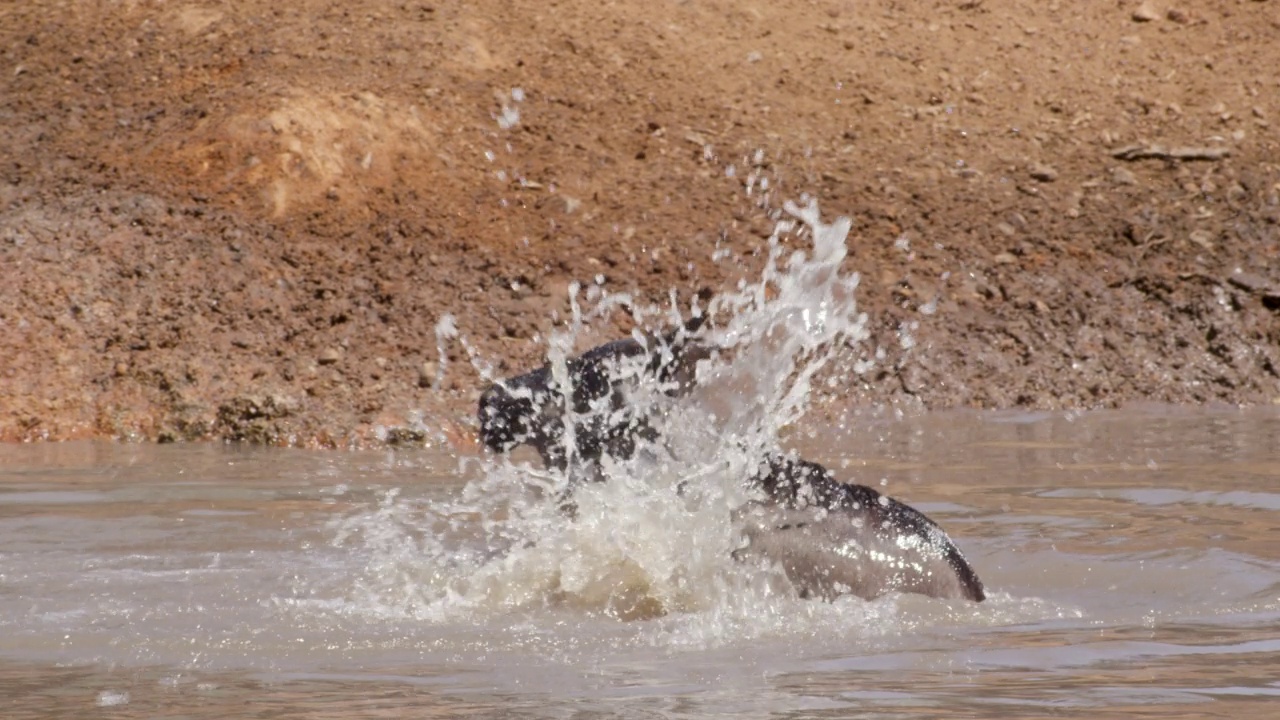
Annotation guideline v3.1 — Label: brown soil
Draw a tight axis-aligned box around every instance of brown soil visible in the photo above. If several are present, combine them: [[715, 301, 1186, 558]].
[[3, 0, 1279, 447]]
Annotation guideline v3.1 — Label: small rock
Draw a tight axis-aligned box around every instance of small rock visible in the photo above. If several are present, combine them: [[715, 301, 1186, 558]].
[[1189, 229, 1215, 250], [993, 252, 1018, 265], [317, 348, 342, 366], [1166, 8, 1189, 23], [1132, 2, 1160, 22], [1227, 272, 1276, 295], [1029, 163, 1059, 182], [995, 222, 1017, 237], [1112, 167, 1138, 185], [385, 426, 428, 445], [418, 361, 438, 389]]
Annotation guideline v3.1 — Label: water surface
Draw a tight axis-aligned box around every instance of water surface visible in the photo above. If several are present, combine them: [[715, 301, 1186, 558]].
[[2, 407, 1279, 719]]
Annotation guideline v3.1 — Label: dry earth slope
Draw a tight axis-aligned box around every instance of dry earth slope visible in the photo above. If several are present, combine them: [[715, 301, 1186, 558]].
[[1, 0, 1278, 445]]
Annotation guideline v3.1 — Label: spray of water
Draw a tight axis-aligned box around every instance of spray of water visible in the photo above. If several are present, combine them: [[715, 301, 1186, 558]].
[[327, 200, 1025, 648]]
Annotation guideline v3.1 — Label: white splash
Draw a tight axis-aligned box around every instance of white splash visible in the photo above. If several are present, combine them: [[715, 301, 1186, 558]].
[[330, 201, 923, 644]]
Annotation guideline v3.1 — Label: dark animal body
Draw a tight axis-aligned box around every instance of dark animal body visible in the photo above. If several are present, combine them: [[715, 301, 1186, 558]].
[[741, 454, 985, 602], [477, 315, 709, 472], [477, 321, 985, 604]]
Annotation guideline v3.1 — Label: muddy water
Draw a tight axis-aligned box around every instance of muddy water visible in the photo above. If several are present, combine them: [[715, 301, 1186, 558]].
[[2, 407, 1278, 719]]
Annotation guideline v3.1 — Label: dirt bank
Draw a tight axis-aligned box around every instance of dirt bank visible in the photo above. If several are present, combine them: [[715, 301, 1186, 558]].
[[2, 0, 1278, 446]]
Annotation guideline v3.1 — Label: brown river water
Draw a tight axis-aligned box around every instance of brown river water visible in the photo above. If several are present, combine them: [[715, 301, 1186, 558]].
[[2, 406, 1278, 719]]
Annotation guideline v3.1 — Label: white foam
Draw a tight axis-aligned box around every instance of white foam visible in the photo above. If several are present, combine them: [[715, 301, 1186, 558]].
[[328, 201, 981, 646]]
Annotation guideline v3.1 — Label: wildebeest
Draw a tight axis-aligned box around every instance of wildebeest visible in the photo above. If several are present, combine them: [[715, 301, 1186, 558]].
[[477, 314, 710, 473], [738, 453, 985, 602], [476, 319, 985, 603]]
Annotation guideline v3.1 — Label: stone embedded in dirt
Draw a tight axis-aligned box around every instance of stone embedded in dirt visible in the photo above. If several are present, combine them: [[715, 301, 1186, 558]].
[[418, 361, 438, 389], [318, 348, 342, 365], [1189, 229, 1215, 250], [383, 426, 428, 445], [1132, 2, 1160, 22], [1029, 163, 1059, 182], [1112, 167, 1138, 185], [993, 252, 1018, 265], [215, 395, 299, 444], [1227, 272, 1277, 297]]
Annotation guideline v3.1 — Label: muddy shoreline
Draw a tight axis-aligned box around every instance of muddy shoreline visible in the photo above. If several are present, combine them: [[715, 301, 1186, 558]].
[[2, 1, 1278, 446]]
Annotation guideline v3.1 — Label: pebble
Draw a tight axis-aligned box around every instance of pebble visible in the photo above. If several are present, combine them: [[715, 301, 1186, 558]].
[[1029, 163, 1059, 182], [418, 361, 438, 389], [1227, 272, 1275, 295], [993, 252, 1018, 265], [1112, 167, 1138, 185], [1132, 2, 1160, 22], [1189, 230, 1215, 250], [318, 348, 342, 365]]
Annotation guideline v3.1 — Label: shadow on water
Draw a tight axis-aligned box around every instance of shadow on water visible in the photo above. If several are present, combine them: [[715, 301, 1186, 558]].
[[1, 406, 1278, 719]]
